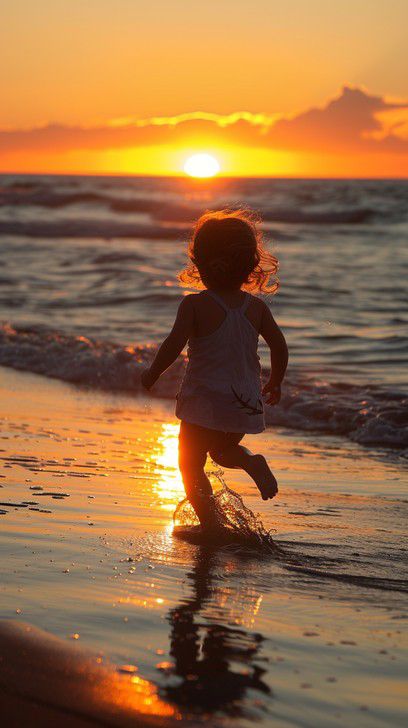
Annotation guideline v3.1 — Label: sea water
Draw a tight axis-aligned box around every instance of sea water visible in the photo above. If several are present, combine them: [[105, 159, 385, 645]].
[[0, 174, 407, 453]]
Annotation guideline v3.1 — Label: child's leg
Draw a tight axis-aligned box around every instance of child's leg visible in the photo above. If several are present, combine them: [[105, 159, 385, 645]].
[[209, 434, 278, 501], [178, 421, 218, 529]]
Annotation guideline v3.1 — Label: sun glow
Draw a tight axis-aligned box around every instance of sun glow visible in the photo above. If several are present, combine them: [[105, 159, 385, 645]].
[[184, 153, 220, 178], [152, 423, 185, 509]]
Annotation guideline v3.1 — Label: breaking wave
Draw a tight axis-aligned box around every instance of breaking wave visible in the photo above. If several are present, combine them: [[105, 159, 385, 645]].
[[2, 183, 403, 233], [0, 219, 185, 240], [0, 324, 406, 452]]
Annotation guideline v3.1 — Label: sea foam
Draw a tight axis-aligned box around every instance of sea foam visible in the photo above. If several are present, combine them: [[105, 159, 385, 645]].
[[1, 324, 406, 452]]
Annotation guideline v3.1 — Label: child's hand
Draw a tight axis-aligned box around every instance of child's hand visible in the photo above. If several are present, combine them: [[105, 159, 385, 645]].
[[262, 380, 281, 405], [141, 368, 155, 391]]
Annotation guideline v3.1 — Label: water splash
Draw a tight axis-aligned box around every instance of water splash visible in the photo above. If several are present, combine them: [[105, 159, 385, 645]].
[[173, 467, 278, 553]]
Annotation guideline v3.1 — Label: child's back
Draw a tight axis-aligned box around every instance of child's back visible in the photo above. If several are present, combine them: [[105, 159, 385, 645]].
[[176, 289, 265, 434]]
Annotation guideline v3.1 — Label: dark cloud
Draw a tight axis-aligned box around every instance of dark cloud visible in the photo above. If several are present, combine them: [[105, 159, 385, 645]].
[[267, 86, 408, 153]]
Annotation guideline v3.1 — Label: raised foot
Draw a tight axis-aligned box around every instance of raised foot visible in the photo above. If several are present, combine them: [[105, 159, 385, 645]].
[[247, 454, 278, 500]]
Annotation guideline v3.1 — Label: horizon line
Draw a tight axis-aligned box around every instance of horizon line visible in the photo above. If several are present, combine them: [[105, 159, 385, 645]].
[[1, 171, 407, 182]]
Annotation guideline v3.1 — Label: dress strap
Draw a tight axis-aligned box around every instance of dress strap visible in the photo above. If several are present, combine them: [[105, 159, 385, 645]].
[[207, 290, 250, 313], [206, 290, 229, 312], [240, 292, 250, 313]]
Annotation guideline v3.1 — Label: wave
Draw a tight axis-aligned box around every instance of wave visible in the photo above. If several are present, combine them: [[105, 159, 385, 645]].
[[0, 188, 385, 228], [263, 207, 375, 224], [0, 324, 406, 452], [0, 211, 379, 242], [0, 219, 185, 240], [0, 187, 180, 218]]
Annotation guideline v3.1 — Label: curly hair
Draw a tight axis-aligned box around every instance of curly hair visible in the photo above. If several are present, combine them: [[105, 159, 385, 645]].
[[178, 208, 279, 294]]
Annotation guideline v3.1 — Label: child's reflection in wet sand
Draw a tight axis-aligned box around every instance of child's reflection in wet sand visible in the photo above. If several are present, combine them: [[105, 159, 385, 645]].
[[162, 547, 271, 716]]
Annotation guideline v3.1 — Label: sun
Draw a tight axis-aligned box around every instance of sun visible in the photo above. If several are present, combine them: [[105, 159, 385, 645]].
[[184, 153, 220, 178]]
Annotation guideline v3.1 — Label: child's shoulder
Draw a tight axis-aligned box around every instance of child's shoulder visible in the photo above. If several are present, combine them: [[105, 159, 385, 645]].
[[245, 293, 268, 332], [177, 292, 206, 318], [247, 292, 267, 312], [181, 290, 211, 305], [179, 292, 204, 307]]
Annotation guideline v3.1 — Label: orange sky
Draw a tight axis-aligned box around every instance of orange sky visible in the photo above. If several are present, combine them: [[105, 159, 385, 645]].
[[1, 1, 407, 177]]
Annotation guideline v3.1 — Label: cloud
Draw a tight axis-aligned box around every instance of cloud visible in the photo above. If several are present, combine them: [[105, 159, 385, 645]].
[[0, 86, 407, 158], [266, 86, 408, 153], [0, 111, 273, 153]]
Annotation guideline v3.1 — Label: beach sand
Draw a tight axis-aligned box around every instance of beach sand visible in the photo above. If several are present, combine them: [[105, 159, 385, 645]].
[[0, 366, 406, 726]]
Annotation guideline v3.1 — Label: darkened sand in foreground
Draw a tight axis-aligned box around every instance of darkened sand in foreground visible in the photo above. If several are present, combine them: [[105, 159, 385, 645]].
[[0, 620, 182, 727], [0, 367, 407, 726]]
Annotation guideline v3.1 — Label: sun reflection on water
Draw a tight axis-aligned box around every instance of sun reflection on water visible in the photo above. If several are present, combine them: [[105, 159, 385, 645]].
[[151, 423, 185, 510]]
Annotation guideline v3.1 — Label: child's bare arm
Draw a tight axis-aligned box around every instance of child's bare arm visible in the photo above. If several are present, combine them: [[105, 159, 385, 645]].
[[141, 296, 194, 389], [259, 302, 288, 404]]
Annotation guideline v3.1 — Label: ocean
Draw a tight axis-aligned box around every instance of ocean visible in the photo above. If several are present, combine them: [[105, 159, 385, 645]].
[[1, 173, 408, 725], [0, 174, 407, 452]]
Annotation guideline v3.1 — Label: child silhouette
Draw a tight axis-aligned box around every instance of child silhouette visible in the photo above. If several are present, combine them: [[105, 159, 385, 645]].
[[142, 209, 288, 534]]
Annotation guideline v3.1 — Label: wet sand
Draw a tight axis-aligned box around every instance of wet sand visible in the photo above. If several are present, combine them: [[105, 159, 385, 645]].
[[0, 366, 407, 726], [0, 620, 182, 727]]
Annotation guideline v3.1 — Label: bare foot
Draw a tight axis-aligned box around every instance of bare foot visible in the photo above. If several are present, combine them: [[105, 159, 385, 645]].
[[246, 454, 278, 500]]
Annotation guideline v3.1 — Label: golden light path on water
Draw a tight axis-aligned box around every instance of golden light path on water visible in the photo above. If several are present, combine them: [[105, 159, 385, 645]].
[[150, 423, 185, 511]]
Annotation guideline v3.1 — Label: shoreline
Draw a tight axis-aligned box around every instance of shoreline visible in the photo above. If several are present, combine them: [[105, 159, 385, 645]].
[[0, 366, 407, 726], [1, 325, 406, 453]]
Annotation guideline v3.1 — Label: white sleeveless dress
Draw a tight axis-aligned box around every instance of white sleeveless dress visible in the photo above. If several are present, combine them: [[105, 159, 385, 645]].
[[176, 290, 265, 434]]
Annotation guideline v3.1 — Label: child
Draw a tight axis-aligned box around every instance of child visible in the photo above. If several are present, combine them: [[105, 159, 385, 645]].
[[141, 209, 288, 534]]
